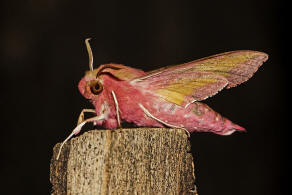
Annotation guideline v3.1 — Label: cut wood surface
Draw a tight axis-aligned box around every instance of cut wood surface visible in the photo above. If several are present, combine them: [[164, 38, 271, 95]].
[[50, 128, 198, 195]]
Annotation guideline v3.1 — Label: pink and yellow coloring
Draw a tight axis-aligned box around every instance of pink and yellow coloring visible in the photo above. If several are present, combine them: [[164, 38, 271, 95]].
[[57, 38, 268, 159]]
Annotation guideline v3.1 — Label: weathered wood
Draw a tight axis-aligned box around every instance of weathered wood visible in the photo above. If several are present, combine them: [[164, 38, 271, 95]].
[[50, 128, 197, 195]]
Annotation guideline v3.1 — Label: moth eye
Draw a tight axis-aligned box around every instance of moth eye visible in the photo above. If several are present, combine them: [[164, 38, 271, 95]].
[[90, 80, 103, 95]]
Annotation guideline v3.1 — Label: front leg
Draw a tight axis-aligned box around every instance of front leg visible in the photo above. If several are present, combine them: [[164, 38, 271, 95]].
[[56, 110, 105, 160], [77, 108, 96, 125]]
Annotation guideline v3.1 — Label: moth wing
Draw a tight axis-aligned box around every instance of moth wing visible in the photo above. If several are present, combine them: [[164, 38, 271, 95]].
[[132, 50, 268, 106], [138, 71, 229, 106]]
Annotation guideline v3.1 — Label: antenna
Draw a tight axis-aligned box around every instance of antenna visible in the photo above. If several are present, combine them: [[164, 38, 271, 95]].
[[85, 38, 93, 71]]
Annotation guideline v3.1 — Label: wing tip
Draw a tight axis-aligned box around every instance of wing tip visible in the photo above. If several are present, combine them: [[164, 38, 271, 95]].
[[225, 51, 268, 88], [252, 50, 269, 61]]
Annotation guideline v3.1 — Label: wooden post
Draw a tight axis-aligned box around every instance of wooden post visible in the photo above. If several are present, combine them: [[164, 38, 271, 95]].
[[50, 128, 198, 195]]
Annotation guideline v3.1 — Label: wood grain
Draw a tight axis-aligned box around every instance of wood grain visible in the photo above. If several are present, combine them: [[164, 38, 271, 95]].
[[50, 128, 197, 195]]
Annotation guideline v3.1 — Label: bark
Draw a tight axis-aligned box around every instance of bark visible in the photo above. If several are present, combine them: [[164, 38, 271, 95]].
[[50, 128, 198, 195]]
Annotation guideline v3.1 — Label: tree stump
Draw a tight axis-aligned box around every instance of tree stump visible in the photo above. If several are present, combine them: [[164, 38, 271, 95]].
[[50, 128, 197, 195]]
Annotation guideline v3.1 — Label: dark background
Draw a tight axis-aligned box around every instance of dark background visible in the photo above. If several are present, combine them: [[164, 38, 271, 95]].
[[0, 0, 288, 194]]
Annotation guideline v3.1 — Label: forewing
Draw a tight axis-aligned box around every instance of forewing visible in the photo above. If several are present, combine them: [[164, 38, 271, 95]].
[[144, 72, 228, 105], [132, 50, 268, 106]]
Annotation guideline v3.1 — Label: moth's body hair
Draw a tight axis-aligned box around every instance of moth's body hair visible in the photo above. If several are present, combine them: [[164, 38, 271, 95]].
[[138, 103, 190, 137]]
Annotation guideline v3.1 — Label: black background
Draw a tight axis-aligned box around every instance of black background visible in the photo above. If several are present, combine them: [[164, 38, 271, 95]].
[[0, 0, 288, 194]]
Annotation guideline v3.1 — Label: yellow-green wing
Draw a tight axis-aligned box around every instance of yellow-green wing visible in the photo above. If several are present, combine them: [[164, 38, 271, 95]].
[[132, 50, 268, 106]]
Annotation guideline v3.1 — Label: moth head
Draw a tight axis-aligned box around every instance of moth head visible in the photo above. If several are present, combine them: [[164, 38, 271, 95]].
[[78, 38, 120, 99], [77, 38, 101, 99], [79, 77, 104, 100]]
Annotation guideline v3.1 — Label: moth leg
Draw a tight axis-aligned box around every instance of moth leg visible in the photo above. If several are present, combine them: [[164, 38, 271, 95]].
[[184, 99, 197, 109], [77, 108, 96, 126], [111, 90, 121, 128], [138, 103, 190, 137], [56, 114, 105, 160]]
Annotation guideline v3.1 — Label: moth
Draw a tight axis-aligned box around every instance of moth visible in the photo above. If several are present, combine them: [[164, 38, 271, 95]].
[[56, 38, 268, 159]]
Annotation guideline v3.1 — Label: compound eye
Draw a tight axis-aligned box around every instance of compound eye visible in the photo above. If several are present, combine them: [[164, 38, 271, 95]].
[[90, 80, 103, 95]]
